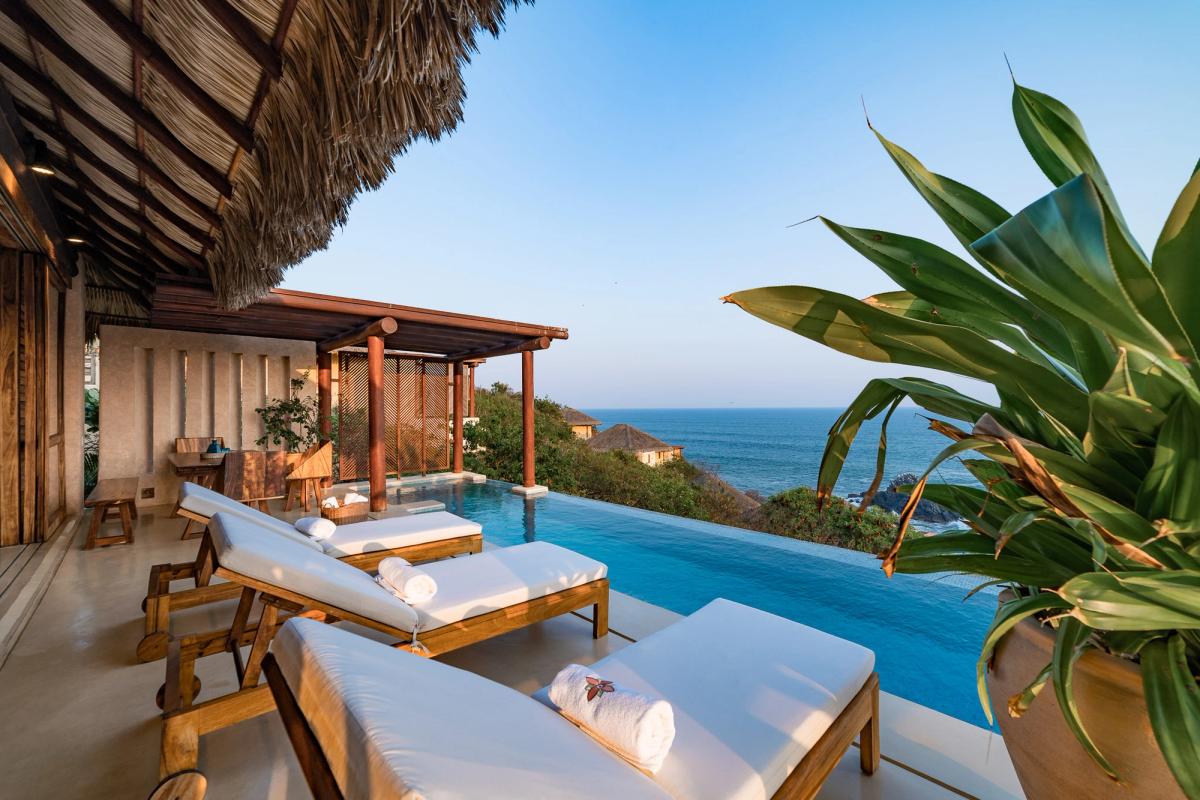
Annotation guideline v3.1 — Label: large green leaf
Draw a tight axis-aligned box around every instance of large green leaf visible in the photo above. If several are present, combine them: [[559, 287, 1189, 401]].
[[1052, 617, 1119, 779], [976, 592, 1071, 724], [1011, 82, 1134, 245], [1059, 571, 1200, 630], [1154, 167, 1200, 350], [874, 130, 1010, 251], [973, 175, 1196, 378], [1138, 396, 1200, 527], [821, 219, 1075, 362], [724, 285, 1089, 433], [1141, 635, 1200, 798]]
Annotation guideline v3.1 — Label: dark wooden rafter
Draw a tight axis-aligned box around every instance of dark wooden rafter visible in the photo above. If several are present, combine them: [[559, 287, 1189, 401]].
[[51, 158, 212, 246], [195, 0, 282, 80], [203, 0, 297, 253], [0, 57, 222, 224], [2, 2, 233, 194], [80, 0, 252, 149], [60, 188, 201, 271], [87, 253, 153, 294], [445, 337, 551, 362], [64, 210, 173, 275]]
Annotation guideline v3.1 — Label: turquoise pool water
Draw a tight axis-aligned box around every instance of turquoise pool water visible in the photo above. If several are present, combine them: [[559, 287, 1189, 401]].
[[407, 480, 996, 727]]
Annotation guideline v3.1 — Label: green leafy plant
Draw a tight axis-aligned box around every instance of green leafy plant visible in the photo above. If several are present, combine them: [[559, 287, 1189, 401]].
[[727, 80, 1200, 795], [256, 378, 322, 451]]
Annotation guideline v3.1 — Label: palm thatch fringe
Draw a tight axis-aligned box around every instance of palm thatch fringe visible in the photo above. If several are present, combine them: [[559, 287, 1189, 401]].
[[205, 0, 527, 308]]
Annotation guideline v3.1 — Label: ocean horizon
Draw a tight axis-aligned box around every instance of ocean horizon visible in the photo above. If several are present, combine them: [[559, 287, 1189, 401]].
[[583, 407, 974, 498]]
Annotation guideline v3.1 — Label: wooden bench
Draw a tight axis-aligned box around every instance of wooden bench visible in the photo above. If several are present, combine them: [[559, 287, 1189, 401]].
[[84, 477, 138, 549]]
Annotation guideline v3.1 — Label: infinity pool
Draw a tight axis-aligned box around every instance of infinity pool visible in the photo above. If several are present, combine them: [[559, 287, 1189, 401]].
[[407, 480, 995, 726]]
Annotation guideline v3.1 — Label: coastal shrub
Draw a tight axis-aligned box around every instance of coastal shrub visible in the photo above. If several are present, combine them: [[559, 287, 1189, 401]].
[[750, 487, 896, 553]]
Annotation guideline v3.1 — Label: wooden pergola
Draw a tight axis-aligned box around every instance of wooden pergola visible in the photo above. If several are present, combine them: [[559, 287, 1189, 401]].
[[146, 278, 566, 509]]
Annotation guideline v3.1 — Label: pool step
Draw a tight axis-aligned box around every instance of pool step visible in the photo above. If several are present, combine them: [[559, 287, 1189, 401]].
[[397, 500, 445, 515]]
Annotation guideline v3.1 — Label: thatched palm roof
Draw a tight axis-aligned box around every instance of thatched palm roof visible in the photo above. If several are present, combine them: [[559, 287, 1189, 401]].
[[587, 423, 679, 455], [0, 0, 525, 327], [561, 406, 599, 427]]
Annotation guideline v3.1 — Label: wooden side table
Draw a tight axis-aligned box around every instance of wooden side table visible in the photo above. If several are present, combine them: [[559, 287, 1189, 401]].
[[84, 477, 138, 549]]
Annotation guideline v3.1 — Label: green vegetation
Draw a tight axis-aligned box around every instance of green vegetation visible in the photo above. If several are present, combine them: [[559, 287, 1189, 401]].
[[83, 388, 99, 494], [729, 80, 1200, 795], [256, 378, 322, 451], [463, 383, 891, 552]]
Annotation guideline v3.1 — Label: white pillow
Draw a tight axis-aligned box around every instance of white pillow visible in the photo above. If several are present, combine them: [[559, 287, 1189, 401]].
[[295, 516, 336, 541]]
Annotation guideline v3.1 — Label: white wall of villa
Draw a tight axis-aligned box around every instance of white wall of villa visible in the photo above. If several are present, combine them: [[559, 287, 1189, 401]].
[[97, 326, 316, 506]]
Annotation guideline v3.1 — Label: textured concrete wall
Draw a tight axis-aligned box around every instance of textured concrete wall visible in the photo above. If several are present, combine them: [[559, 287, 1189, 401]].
[[97, 326, 316, 506]]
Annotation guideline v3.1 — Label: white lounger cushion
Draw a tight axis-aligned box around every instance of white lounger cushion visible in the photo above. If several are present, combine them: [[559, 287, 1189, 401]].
[[273, 618, 671, 800], [209, 512, 419, 632], [320, 511, 481, 558], [537, 598, 875, 800], [179, 481, 318, 549], [407, 541, 606, 631], [209, 513, 604, 634]]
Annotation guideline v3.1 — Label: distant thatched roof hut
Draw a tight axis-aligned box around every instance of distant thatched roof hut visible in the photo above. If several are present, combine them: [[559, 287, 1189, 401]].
[[587, 423, 682, 466], [0, 0, 526, 327], [562, 406, 600, 440]]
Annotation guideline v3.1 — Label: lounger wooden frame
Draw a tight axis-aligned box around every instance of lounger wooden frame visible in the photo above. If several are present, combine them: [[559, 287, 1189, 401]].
[[158, 550, 610, 779], [260, 654, 878, 800], [138, 513, 484, 662]]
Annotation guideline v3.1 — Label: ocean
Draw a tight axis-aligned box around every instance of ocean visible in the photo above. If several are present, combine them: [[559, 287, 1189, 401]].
[[583, 407, 974, 498]]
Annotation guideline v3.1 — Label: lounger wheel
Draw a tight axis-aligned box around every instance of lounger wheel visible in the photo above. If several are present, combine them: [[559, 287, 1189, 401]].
[[147, 769, 207, 800], [156, 677, 202, 710], [137, 632, 172, 662]]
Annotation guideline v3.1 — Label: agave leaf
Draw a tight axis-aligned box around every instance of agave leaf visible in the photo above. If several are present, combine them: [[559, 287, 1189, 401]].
[[995, 510, 1043, 556], [1052, 617, 1119, 779], [811, 378, 998, 508], [1138, 396, 1200, 527], [1059, 571, 1200, 630], [1011, 83, 1135, 246], [1154, 168, 1200, 346], [868, 291, 1075, 382], [973, 175, 1197, 377], [724, 286, 1088, 433], [857, 397, 902, 515], [1008, 661, 1053, 718], [895, 530, 1079, 586], [976, 591, 1071, 723], [874, 130, 1009, 251], [822, 219, 1074, 361], [1141, 635, 1200, 798]]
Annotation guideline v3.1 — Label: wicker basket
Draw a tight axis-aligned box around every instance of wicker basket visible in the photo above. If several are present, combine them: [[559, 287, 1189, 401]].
[[320, 502, 368, 525]]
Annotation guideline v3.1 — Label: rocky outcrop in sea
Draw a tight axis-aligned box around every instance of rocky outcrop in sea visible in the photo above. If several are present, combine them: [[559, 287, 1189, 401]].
[[849, 473, 960, 524]]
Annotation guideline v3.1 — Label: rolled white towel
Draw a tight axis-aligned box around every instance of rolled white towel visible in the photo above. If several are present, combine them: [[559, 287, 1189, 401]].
[[342, 492, 369, 506], [294, 516, 336, 541], [548, 664, 675, 774], [376, 556, 438, 604], [320, 496, 339, 510]]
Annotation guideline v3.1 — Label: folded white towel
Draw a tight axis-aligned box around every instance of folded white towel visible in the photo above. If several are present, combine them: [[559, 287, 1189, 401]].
[[342, 492, 369, 505], [548, 664, 675, 774], [376, 556, 438, 604], [295, 516, 336, 540], [320, 496, 339, 509]]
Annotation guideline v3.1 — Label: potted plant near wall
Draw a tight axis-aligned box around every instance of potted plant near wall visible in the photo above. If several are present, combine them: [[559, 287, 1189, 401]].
[[726, 79, 1200, 799]]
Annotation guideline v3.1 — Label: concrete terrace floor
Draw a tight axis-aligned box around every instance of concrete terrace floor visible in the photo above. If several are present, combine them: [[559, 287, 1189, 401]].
[[0, 490, 1025, 799]]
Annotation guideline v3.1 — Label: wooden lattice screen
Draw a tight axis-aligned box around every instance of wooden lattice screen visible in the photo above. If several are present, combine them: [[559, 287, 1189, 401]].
[[337, 352, 449, 481]]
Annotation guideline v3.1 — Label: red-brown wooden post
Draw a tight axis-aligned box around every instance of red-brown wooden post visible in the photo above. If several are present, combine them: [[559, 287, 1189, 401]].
[[316, 351, 332, 443], [367, 334, 386, 512], [521, 351, 535, 488], [467, 363, 477, 417], [452, 361, 464, 473]]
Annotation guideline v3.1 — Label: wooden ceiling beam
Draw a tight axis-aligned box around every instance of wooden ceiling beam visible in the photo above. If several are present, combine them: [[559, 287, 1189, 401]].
[[444, 337, 552, 361], [79, 0, 253, 150], [60, 189, 200, 271], [2, 63, 223, 222], [0, 5, 233, 195], [64, 209, 170, 274], [52, 159, 213, 246], [194, 0, 282, 80], [318, 317, 399, 352]]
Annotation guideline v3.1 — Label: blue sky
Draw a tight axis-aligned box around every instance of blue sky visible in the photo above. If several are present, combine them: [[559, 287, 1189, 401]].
[[282, 0, 1200, 408]]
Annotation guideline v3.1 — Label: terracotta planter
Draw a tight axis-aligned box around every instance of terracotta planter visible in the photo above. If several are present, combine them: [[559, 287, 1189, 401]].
[[987, 601, 1184, 799]]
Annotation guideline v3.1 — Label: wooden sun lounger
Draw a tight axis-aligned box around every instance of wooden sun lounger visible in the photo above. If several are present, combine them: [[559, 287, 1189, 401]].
[[255, 604, 878, 800], [137, 493, 483, 662], [157, 533, 609, 779], [138, 527, 482, 662]]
